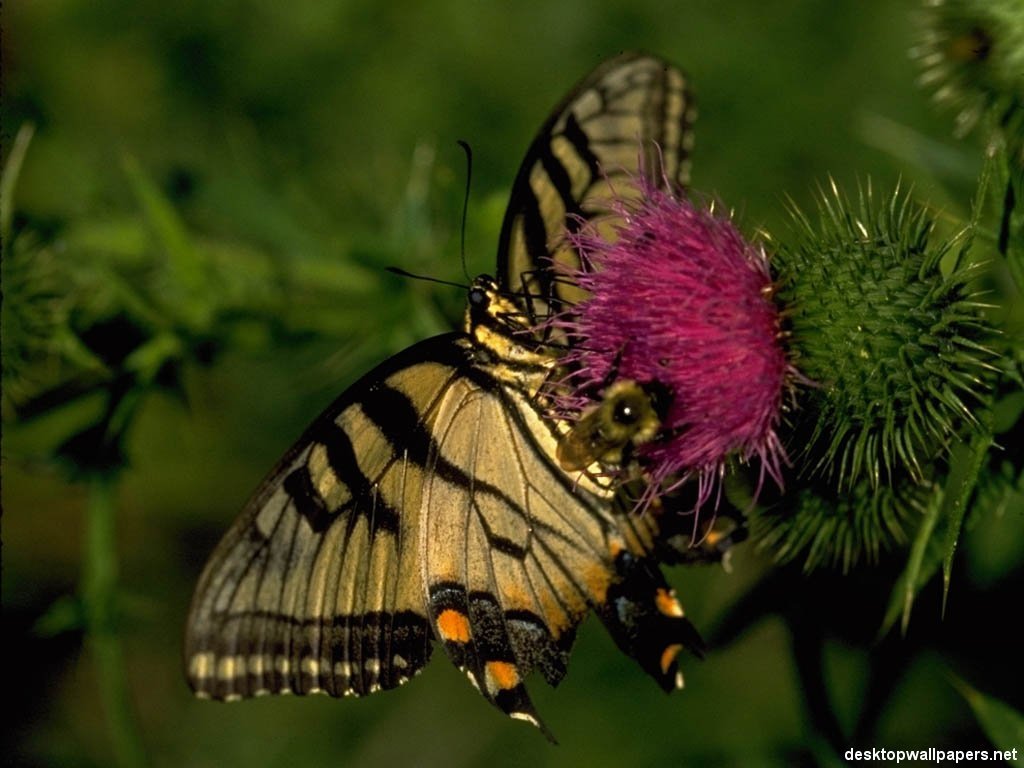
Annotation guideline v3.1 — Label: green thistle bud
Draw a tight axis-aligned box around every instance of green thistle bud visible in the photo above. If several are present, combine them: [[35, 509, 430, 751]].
[[774, 181, 995, 491], [912, 0, 1024, 145]]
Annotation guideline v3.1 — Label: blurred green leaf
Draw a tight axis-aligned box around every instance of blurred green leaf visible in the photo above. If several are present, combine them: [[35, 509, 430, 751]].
[[993, 139, 1024, 291], [993, 389, 1024, 434], [122, 154, 214, 332], [0, 123, 35, 244], [123, 332, 184, 385], [33, 594, 85, 637], [952, 678, 1024, 766], [62, 218, 153, 265], [879, 483, 944, 638], [941, 424, 994, 613], [858, 113, 979, 186]]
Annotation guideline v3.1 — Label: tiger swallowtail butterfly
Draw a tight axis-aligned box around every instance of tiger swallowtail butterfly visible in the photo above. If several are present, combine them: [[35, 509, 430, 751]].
[[185, 52, 705, 740]]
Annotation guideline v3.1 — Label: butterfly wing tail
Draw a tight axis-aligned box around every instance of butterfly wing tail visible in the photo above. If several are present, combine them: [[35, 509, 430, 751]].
[[595, 544, 705, 693]]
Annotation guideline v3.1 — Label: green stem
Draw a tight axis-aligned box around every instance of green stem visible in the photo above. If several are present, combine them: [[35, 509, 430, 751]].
[[83, 474, 148, 768], [0, 123, 35, 245]]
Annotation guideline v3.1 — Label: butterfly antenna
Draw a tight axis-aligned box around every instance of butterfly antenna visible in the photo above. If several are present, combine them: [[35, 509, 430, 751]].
[[457, 139, 473, 282], [385, 266, 468, 289]]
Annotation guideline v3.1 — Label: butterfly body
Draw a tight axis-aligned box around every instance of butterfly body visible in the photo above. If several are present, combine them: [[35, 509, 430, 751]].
[[186, 53, 703, 738]]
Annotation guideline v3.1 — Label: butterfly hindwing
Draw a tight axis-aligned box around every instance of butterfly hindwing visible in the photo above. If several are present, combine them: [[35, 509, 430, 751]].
[[419, 359, 625, 734], [598, 498, 707, 692], [496, 51, 694, 313]]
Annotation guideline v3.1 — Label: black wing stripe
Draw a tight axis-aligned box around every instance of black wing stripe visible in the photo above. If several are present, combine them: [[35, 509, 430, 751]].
[[339, 479, 367, 693], [191, 610, 433, 697], [496, 52, 693, 321], [188, 337, 471, 700], [475, 511, 529, 559], [474, 501, 574, 689], [519, 191, 554, 266], [357, 384, 435, 465], [272, 501, 304, 692], [559, 113, 602, 187], [283, 466, 332, 533], [536, 131, 585, 221], [359, 488, 388, 693], [362, 382, 584, 551], [314, 419, 401, 534], [230, 494, 289, 696], [375, 497, 398, 692], [357, 488, 386, 693]]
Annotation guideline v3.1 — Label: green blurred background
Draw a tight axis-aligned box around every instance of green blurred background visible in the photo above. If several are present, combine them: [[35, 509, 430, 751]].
[[3, 1, 1020, 766]]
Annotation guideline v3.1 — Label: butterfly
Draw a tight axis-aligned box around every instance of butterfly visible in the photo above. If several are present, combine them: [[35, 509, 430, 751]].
[[185, 51, 704, 740]]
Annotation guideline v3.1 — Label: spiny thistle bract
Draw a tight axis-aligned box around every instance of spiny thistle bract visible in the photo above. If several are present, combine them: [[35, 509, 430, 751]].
[[773, 180, 995, 493], [912, 0, 1024, 146], [751, 472, 936, 573], [0, 237, 76, 417], [544, 179, 791, 511]]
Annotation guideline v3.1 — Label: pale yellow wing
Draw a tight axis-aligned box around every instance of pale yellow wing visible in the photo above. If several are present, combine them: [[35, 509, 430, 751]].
[[418, 367, 701, 736], [496, 52, 695, 312], [185, 334, 469, 700]]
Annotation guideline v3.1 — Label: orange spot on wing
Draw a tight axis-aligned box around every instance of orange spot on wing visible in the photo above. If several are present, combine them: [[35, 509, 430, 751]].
[[655, 588, 684, 618], [704, 529, 724, 547], [437, 609, 471, 643], [485, 661, 520, 690], [660, 644, 683, 675]]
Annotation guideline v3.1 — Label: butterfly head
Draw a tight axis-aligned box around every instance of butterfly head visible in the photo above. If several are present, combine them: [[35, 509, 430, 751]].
[[467, 275, 497, 312], [466, 275, 529, 334], [465, 275, 553, 373]]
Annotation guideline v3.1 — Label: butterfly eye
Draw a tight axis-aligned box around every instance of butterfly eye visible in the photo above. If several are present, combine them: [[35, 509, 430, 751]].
[[469, 287, 488, 307]]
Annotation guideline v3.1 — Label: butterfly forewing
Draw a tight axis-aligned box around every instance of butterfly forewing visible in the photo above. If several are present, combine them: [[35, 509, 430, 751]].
[[496, 52, 694, 314], [186, 335, 471, 700]]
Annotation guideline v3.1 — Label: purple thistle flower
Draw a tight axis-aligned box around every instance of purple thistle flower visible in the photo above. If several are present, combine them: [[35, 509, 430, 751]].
[[547, 178, 792, 511]]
